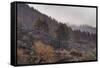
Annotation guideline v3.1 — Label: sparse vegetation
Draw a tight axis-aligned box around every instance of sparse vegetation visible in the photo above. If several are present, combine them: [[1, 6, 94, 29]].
[[17, 48, 30, 64]]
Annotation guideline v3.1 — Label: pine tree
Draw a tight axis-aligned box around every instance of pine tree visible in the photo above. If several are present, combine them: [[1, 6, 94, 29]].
[[56, 23, 70, 41], [34, 18, 49, 33]]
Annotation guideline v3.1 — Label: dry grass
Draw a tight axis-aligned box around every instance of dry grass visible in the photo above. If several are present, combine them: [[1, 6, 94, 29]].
[[80, 50, 96, 61], [32, 40, 56, 63], [70, 49, 83, 57], [17, 48, 29, 64]]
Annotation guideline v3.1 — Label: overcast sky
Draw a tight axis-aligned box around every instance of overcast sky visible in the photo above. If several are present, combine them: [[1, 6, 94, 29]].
[[28, 4, 96, 27]]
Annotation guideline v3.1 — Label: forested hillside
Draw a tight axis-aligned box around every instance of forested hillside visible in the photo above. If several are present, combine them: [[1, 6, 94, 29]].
[[17, 4, 97, 64]]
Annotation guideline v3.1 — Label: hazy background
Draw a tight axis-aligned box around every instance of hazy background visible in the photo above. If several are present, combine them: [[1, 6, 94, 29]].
[[28, 4, 96, 27]]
